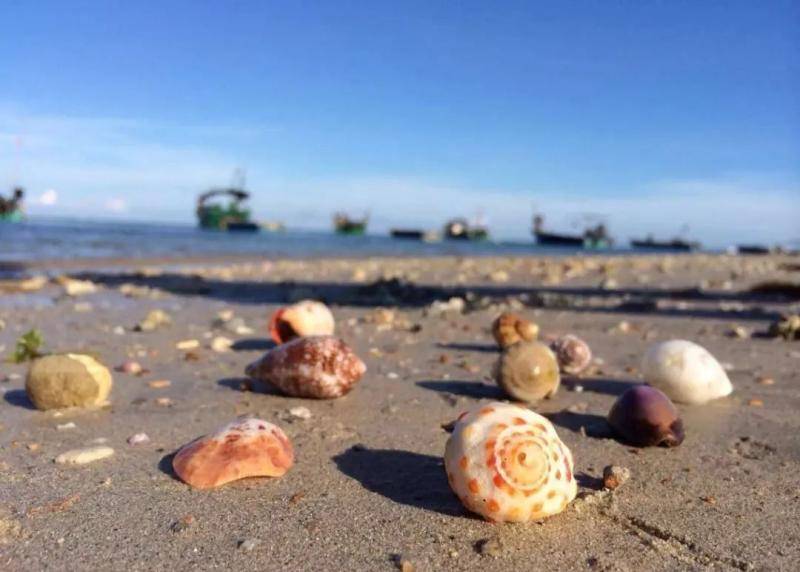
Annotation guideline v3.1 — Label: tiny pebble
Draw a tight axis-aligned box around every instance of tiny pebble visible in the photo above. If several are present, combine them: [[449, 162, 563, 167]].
[[155, 397, 173, 407], [748, 398, 764, 407], [56, 422, 76, 431], [148, 380, 171, 389], [477, 536, 505, 558], [238, 538, 259, 552], [127, 432, 150, 446], [757, 376, 775, 386], [210, 336, 233, 353], [55, 446, 115, 465], [289, 406, 312, 420], [602, 465, 631, 490], [176, 339, 200, 350]]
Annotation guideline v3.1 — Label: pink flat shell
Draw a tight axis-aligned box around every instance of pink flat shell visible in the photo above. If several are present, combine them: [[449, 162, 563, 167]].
[[173, 418, 294, 489]]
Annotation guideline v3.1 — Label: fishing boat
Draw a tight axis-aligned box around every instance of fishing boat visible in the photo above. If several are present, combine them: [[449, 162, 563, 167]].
[[736, 244, 772, 255], [197, 170, 260, 232], [0, 187, 24, 223], [532, 215, 612, 249], [334, 213, 368, 235], [197, 188, 259, 231], [390, 228, 439, 241], [630, 236, 700, 252], [443, 218, 489, 241]]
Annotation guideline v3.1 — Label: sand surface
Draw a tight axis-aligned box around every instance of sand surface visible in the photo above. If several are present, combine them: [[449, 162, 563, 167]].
[[1, 253, 799, 571]]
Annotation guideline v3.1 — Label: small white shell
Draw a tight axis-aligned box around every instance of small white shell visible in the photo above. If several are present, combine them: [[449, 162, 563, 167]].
[[444, 401, 577, 522], [641, 340, 733, 405]]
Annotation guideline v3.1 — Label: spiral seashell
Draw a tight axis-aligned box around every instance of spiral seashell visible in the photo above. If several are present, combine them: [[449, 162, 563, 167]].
[[444, 401, 577, 522], [172, 417, 294, 489], [269, 300, 335, 344], [245, 336, 366, 399], [550, 334, 592, 375], [493, 341, 560, 402], [607, 385, 684, 447], [642, 340, 732, 405], [492, 312, 539, 349]]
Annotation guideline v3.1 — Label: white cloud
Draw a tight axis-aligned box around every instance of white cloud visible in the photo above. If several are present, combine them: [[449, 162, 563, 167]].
[[35, 188, 58, 206], [104, 197, 128, 213]]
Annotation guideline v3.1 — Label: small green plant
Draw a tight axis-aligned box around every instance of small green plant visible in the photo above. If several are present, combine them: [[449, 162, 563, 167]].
[[10, 329, 44, 363]]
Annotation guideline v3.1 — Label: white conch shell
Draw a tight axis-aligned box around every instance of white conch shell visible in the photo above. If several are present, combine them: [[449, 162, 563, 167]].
[[641, 340, 733, 405], [444, 401, 577, 522]]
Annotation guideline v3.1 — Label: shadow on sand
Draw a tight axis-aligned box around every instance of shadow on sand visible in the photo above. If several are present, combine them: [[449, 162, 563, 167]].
[[216, 377, 282, 396], [562, 377, 639, 397], [2, 389, 36, 410], [333, 446, 466, 517], [231, 338, 275, 352], [416, 379, 504, 400], [546, 410, 613, 439]]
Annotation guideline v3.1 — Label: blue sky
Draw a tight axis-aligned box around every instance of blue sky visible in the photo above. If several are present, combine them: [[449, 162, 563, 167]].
[[1, 0, 798, 246]]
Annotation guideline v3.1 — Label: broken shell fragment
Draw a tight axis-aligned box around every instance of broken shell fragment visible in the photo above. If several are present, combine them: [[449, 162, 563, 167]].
[[493, 341, 560, 402], [268, 300, 335, 344], [491, 313, 539, 349], [607, 385, 685, 447], [26, 354, 113, 410], [642, 340, 732, 405], [550, 334, 592, 375], [444, 401, 577, 522], [245, 336, 366, 399], [172, 418, 293, 489]]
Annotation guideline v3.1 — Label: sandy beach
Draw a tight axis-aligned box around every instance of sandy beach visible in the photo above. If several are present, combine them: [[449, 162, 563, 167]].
[[1, 253, 799, 571]]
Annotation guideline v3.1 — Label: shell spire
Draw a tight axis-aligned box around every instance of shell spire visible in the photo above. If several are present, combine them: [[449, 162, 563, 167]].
[[444, 402, 577, 522]]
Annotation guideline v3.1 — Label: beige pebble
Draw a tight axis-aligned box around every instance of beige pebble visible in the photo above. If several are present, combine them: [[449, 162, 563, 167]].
[[55, 446, 115, 465], [210, 336, 233, 353], [147, 380, 171, 389], [176, 339, 200, 350]]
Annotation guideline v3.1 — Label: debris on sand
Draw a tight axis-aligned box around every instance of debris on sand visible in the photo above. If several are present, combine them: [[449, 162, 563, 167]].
[[134, 309, 172, 332], [54, 446, 115, 465], [602, 465, 631, 490]]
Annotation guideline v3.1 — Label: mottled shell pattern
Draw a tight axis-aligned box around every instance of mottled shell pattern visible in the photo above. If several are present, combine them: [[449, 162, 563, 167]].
[[269, 299, 335, 344], [494, 341, 560, 402], [492, 312, 539, 349], [550, 334, 592, 375], [173, 417, 294, 489], [642, 340, 732, 405], [444, 402, 577, 522], [245, 336, 366, 399]]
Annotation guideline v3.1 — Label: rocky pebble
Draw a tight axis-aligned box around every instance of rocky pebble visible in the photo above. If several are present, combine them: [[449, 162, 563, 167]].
[[26, 354, 113, 410]]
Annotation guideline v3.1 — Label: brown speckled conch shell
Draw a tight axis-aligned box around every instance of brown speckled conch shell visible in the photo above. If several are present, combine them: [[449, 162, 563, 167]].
[[245, 336, 366, 398], [492, 313, 539, 349], [269, 300, 335, 344], [549, 334, 592, 375], [444, 401, 577, 522], [172, 418, 294, 489]]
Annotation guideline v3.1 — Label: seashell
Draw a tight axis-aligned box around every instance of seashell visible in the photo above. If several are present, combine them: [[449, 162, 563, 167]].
[[641, 340, 732, 404], [491, 312, 539, 348], [493, 341, 560, 402], [607, 385, 685, 447], [444, 401, 577, 522], [268, 299, 335, 344], [245, 336, 366, 398], [768, 313, 800, 340], [549, 334, 592, 375], [26, 353, 112, 410], [172, 417, 293, 489]]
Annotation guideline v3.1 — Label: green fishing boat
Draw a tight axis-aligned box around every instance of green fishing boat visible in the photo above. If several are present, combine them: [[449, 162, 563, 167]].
[[0, 187, 24, 222], [334, 212, 368, 235]]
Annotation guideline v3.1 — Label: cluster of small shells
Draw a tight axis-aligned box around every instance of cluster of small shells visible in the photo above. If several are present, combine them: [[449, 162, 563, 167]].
[[21, 283, 743, 530]]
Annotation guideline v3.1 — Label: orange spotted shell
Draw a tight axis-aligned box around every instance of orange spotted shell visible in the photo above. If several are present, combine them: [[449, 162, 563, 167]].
[[172, 418, 294, 489], [444, 401, 577, 522]]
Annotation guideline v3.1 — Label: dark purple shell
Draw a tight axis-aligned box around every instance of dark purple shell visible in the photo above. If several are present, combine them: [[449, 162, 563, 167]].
[[607, 385, 684, 447]]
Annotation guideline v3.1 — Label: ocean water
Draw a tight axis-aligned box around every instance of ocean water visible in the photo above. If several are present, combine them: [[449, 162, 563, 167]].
[[1, 218, 629, 265]]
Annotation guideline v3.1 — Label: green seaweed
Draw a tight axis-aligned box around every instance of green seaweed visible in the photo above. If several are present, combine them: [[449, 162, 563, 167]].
[[9, 329, 44, 363]]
